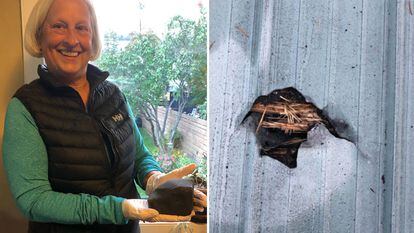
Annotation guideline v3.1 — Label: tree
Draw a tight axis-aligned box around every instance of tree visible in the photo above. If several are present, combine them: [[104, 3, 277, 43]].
[[158, 10, 207, 151], [98, 31, 121, 74], [97, 9, 207, 166]]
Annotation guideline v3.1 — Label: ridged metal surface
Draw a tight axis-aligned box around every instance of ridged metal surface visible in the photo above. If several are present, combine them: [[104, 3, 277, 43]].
[[209, 0, 412, 232], [391, 1, 414, 232]]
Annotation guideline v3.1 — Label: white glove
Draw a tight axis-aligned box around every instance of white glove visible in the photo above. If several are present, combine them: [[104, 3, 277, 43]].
[[122, 199, 159, 221], [146, 211, 195, 222], [145, 163, 197, 195], [193, 188, 207, 212]]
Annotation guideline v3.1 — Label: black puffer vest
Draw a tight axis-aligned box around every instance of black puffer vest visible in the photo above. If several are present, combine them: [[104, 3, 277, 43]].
[[14, 64, 140, 233]]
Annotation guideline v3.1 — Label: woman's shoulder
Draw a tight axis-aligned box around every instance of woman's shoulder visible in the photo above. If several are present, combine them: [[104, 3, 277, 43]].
[[5, 97, 37, 127], [14, 79, 44, 99], [6, 98, 32, 115]]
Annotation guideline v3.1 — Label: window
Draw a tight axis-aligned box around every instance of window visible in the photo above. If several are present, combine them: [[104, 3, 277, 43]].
[[92, 0, 208, 195]]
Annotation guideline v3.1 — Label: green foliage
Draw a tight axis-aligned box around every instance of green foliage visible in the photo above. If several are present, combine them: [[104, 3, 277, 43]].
[[173, 131, 183, 148], [189, 8, 207, 107], [97, 33, 164, 117], [198, 101, 207, 120], [163, 9, 207, 108], [139, 128, 159, 155], [197, 155, 207, 186], [155, 148, 207, 188], [190, 65, 207, 106], [98, 31, 121, 73], [185, 154, 207, 188], [96, 8, 207, 161], [171, 151, 195, 170]]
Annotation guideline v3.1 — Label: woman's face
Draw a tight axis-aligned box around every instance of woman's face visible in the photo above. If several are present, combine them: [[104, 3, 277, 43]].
[[40, 0, 93, 81]]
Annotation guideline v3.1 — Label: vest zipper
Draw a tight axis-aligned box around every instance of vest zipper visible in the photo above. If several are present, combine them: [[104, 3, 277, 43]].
[[99, 119, 121, 188], [90, 120, 115, 188], [87, 88, 117, 188]]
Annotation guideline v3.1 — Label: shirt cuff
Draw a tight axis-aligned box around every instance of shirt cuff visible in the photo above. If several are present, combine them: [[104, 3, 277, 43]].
[[114, 197, 129, 224]]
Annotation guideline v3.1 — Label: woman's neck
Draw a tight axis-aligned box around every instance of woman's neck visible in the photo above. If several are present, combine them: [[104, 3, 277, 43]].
[[67, 76, 90, 107]]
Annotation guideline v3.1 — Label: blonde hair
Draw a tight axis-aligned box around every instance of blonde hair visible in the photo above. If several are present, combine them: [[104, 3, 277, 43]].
[[24, 0, 102, 61]]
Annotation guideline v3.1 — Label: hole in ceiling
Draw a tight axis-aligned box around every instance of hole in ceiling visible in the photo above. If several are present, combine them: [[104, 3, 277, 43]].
[[243, 87, 349, 168]]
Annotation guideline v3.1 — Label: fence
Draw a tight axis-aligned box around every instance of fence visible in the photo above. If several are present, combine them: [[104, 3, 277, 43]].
[[141, 107, 207, 160]]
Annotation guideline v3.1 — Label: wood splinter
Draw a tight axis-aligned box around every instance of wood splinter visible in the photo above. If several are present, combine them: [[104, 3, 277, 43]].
[[244, 87, 340, 168]]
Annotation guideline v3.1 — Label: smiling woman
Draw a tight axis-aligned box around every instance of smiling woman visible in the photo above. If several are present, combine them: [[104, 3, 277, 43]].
[[39, 1, 93, 83], [25, 0, 97, 104], [2, 0, 206, 233]]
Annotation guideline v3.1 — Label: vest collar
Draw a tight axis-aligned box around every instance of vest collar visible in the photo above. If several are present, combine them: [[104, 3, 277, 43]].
[[37, 63, 110, 91]]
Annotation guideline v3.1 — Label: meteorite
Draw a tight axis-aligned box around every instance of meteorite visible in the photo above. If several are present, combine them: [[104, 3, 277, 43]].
[[148, 179, 194, 216]]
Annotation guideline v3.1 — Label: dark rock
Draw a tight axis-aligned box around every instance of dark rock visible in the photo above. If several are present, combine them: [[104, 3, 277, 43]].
[[148, 179, 194, 216]]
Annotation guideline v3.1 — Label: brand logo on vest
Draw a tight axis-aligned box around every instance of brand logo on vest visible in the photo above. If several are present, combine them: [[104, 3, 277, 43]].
[[112, 113, 124, 122]]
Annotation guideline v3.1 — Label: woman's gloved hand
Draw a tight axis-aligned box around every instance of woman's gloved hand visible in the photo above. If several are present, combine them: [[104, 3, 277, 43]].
[[122, 199, 159, 221], [145, 163, 197, 195], [193, 188, 207, 212]]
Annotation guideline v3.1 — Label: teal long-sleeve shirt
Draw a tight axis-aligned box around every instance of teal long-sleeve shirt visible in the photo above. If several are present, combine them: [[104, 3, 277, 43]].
[[2, 97, 162, 224]]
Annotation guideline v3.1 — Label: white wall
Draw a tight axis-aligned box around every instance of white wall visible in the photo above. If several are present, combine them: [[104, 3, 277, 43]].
[[21, 0, 42, 83]]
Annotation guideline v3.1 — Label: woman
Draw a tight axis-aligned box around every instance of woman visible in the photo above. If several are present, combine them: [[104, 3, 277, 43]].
[[2, 0, 206, 232]]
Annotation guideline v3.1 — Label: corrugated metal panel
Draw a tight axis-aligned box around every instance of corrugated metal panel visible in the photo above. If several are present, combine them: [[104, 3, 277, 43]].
[[392, 0, 414, 232], [209, 0, 411, 232]]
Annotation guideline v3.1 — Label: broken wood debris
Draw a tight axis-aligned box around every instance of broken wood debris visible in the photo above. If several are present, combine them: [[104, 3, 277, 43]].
[[244, 87, 340, 168], [251, 102, 328, 133]]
